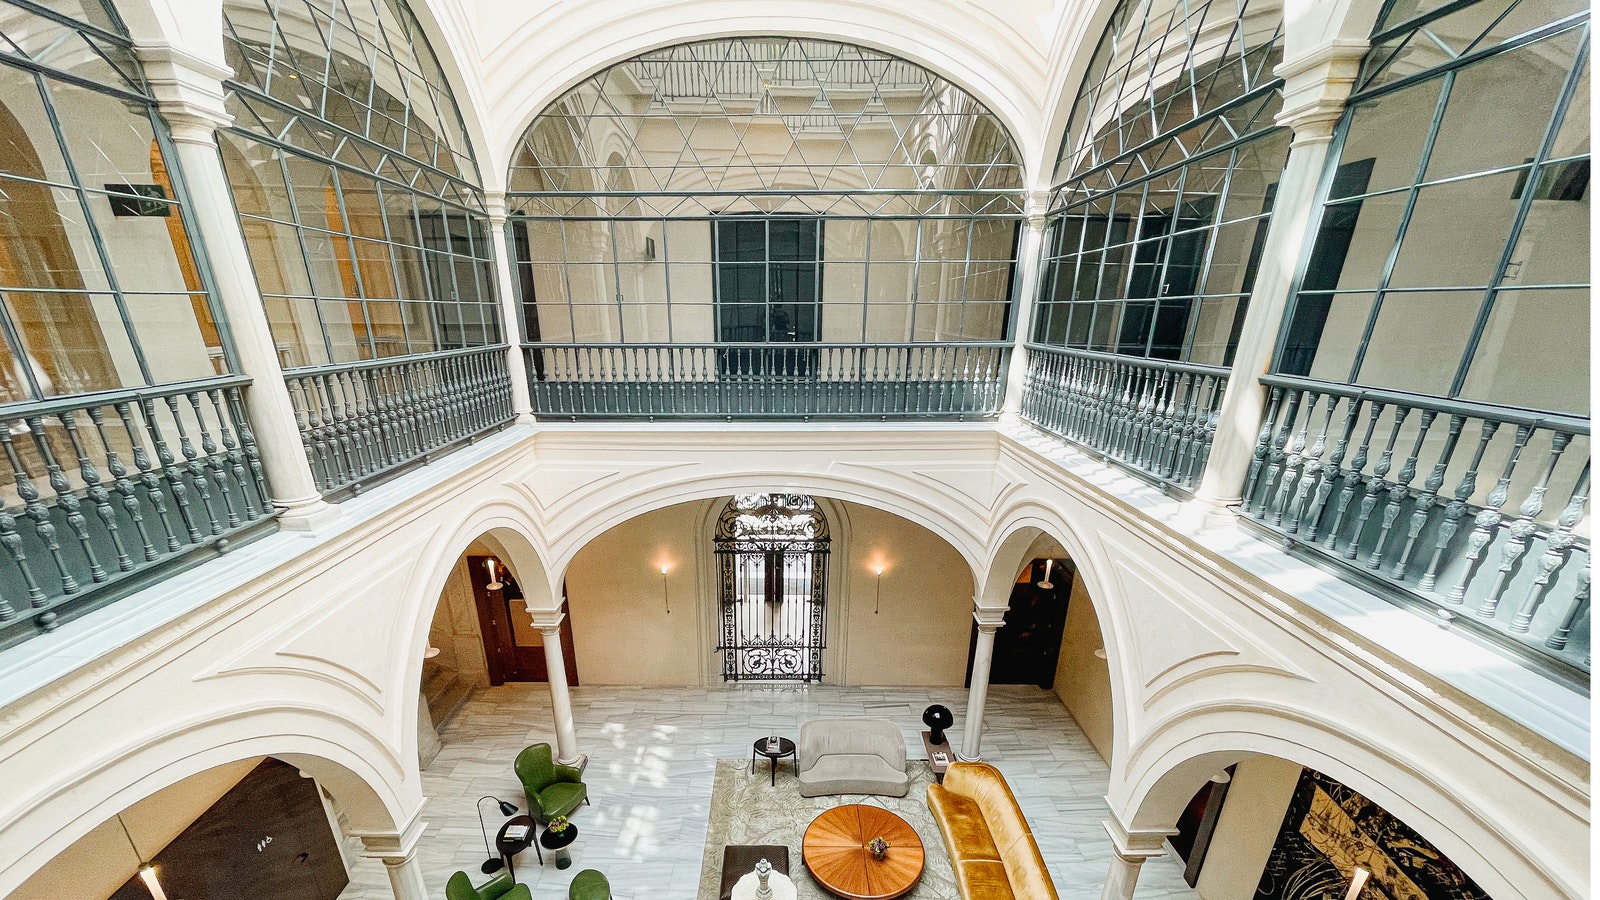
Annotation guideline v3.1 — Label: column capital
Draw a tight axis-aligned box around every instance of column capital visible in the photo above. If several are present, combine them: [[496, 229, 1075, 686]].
[[1024, 188, 1053, 228], [972, 606, 1008, 630], [135, 44, 234, 145], [1101, 807, 1176, 860], [483, 191, 509, 227], [353, 807, 428, 860], [530, 608, 566, 632], [1273, 38, 1369, 147]]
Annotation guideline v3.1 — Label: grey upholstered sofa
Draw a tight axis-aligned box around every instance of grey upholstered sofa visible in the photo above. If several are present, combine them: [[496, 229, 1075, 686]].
[[796, 718, 910, 797]]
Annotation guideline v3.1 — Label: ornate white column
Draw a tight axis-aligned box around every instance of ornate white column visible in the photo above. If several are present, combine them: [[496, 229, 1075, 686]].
[[1000, 190, 1053, 416], [531, 609, 584, 767], [137, 46, 338, 530], [958, 606, 1007, 760], [484, 193, 535, 422], [1098, 811, 1173, 900], [356, 812, 430, 900], [1195, 39, 1368, 504]]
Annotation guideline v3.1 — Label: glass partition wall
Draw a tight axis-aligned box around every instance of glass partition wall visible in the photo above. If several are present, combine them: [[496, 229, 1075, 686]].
[[220, 0, 511, 493], [1245, 0, 1590, 678], [1024, 0, 1289, 490], [508, 38, 1026, 419], [0, 0, 272, 648]]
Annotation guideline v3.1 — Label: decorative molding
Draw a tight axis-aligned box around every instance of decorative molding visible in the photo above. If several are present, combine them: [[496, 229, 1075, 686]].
[[1274, 38, 1370, 145], [1102, 807, 1174, 858], [353, 805, 428, 858], [134, 43, 235, 144]]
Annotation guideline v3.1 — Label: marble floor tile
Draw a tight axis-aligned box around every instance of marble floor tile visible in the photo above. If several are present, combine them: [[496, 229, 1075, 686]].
[[336, 684, 1197, 900]]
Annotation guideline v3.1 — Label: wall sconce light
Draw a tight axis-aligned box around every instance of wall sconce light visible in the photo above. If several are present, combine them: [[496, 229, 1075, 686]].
[[1038, 558, 1055, 590], [485, 558, 504, 591], [117, 813, 169, 900], [660, 563, 671, 614], [423, 645, 442, 660], [1093, 647, 1107, 659], [1342, 866, 1371, 900], [873, 564, 885, 614]]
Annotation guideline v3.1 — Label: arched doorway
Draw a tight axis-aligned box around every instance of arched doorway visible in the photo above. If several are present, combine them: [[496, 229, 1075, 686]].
[[714, 493, 831, 682]]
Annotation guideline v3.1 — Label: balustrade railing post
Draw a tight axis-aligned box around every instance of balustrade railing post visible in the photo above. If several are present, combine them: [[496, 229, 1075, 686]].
[[1194, 39, 1367, 504], [141, 47, 337, 530]]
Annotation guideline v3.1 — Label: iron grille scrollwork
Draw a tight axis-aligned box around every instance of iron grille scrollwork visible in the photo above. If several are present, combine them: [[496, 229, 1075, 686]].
[[714, 494, 829, 682]]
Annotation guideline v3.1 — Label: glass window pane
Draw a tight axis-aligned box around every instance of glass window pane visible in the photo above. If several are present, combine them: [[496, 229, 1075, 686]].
[[0, 72, 73, 187], [265, 296, 330, 369], [43, 79, 160, 187], [0, 176, 110, 291], [1303, 191, 1407, 293], [5, 291, 141, 392], [1388, 171, 1522, 289], [1423, 33, 1577, 182], [1355, 290, 1482, 393], [1460, 288, 1587, 411], [1503, 164, 1590, 287], [130, 294, 224, 382], [85, 189, 193, 294]]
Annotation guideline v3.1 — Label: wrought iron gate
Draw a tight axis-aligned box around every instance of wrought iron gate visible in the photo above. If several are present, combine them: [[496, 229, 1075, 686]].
[[714, 494, 829, 681]]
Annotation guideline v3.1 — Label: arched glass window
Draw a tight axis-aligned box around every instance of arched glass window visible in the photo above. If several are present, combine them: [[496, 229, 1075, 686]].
[[0, 0, 230, 400], [1276, 0, 1589, 414], [218, 0, 499, 369], [508, 37, 1025, 358], [1034, 0, 1288, 366], [714, 493, 830, 682]]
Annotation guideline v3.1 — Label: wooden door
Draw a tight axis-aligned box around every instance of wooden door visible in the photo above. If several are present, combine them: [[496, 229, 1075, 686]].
[[470, 556, 579, 686], [967, 558, 1072, 689]]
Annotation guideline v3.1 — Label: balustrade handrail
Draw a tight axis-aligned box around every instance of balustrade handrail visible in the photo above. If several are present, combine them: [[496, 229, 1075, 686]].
[[525, 340, 1013, 350], [0, 374, 253, 418], [0, 376, 276, 650], [1019, 345, 1231, 492], [283, 345, 511, 378], [1025, 343, 1234, 377], [287, 346, 515, 496], [1259, 373, 1590, 435], [1243, 376, 1591, 680]]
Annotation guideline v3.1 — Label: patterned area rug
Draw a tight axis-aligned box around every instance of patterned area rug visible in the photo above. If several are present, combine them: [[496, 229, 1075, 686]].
[[697, 758, 959, 900]]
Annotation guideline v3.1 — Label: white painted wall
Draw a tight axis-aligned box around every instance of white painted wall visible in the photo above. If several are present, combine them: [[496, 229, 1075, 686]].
[[1194, 755, 1303, 900], [1052, 571, 1113, 761]]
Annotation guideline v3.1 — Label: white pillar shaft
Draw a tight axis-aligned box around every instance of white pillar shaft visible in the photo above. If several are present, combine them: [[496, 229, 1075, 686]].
[[379, 852, 429, 900], [1001, 214, 1049, 415], [486, 215, 534, 421], [166, 133, 337, 527], [540, 625, 581, 765], [1098, 852, 1146, 900], [960, 624, 1000, 759], [1194, 136, 1336, 503]]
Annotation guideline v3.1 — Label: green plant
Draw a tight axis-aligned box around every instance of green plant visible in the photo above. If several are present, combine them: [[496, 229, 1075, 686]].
[[547, 815, 570, 835]]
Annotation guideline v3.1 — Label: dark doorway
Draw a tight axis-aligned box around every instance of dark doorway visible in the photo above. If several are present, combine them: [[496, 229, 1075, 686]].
[[967, 557, 1073, 688], [713, 216, 822, 377], [471, 555, 578, 686]]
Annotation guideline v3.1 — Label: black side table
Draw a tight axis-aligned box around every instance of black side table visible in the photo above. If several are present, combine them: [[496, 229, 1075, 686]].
[[539, 822, 579, 870], [750, 736, 797, 787], [496, 814, 537, 874]]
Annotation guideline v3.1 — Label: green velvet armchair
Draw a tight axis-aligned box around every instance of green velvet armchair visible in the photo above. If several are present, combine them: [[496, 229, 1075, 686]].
[[568, 869, 612, 900], [513, 742, 589, 824], [444, 869, 532, 900]]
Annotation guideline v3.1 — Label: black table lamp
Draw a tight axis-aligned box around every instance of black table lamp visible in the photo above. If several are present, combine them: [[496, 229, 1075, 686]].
[[923, 704, 954, 746], [477, 796, 520, 873]]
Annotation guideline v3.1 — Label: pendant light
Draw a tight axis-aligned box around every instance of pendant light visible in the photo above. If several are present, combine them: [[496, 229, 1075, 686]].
[[116, 813, 169, 900]]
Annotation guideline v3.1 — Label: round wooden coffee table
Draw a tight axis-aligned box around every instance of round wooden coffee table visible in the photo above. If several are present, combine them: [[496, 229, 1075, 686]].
[[802, 804, 924, 899]]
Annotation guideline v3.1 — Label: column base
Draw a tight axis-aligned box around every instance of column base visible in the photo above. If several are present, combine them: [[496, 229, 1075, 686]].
[[557, 751, 588, 771], [954, 751, 981, 763], [275, 496, 341, 532]]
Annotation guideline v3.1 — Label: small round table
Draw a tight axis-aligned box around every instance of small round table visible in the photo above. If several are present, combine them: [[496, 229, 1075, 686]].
[[495, 814, 537, 874], [750, 737, 797, 787], [539, 822, 578, 870], [802, 805, 924, 900]]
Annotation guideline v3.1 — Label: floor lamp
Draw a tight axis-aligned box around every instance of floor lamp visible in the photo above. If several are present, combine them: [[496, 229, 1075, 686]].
[[477, 796, 520, 873]]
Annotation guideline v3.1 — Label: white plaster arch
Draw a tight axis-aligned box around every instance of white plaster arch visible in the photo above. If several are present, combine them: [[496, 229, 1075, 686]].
[[1116, 702, 1581, 900], [0, 709, 409, 898], [536, 468, 993, 594], [471, 1, 1050, 186]]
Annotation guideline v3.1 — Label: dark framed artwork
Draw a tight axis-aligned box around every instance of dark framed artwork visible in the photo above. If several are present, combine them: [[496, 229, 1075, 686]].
[[1254, 769, 1488, 900]]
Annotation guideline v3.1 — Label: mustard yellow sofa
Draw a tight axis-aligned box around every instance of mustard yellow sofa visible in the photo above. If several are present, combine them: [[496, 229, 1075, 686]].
[[926, 761, 1059, 900]]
